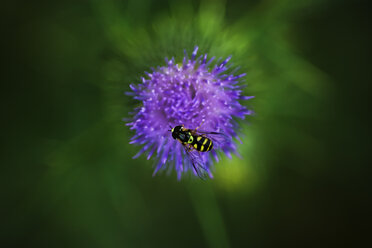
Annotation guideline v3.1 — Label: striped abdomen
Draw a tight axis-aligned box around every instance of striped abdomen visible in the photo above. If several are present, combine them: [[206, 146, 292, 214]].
[[192, 136, 213, 152]]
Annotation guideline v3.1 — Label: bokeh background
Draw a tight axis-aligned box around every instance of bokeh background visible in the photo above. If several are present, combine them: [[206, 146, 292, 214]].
[[2, 0, 370, 247]]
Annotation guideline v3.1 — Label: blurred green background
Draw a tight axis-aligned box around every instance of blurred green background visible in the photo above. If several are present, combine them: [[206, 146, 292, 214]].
[[2, 0, 370, 247]]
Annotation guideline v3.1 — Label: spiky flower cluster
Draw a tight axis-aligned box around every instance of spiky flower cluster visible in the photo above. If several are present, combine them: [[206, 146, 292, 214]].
[[126, 47, 253, 179]]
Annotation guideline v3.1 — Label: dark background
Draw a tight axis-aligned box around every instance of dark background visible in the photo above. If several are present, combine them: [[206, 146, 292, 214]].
[[2, 0, 371, 247]]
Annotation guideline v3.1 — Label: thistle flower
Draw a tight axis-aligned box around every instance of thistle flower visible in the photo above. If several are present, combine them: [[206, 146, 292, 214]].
[[126, 46, 253, 180]]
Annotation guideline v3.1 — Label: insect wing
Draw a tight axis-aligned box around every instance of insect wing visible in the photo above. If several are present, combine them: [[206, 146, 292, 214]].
[[183, 146, 208, 179], [195, 130, 225, 135], [195, 130, 231, 150]]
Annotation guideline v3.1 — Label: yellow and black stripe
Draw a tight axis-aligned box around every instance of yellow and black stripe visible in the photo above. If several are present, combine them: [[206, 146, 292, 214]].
[[191, 136, 213, 152]]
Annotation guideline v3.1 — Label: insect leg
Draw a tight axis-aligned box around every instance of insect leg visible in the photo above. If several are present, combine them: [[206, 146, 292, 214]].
[[194, 119, 205, 131], [188, 144, 194, 152]]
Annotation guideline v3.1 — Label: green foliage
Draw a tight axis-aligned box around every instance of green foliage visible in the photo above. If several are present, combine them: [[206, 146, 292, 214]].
[[3, 0, 369, 247]]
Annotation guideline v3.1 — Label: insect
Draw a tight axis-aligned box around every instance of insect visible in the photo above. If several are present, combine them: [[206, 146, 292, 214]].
[[169, 123, 227, 178], [171, 125, 214, 152]]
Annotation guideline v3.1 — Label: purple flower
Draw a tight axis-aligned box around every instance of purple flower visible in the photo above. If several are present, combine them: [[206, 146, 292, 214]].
[[126, 46, 253, 180]]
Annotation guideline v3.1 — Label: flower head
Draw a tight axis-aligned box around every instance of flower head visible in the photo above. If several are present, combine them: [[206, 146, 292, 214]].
[[126, 46, 253, 180]]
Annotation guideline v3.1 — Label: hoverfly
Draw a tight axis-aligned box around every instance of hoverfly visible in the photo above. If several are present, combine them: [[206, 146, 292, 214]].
[[169, 123, 227, 178]]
